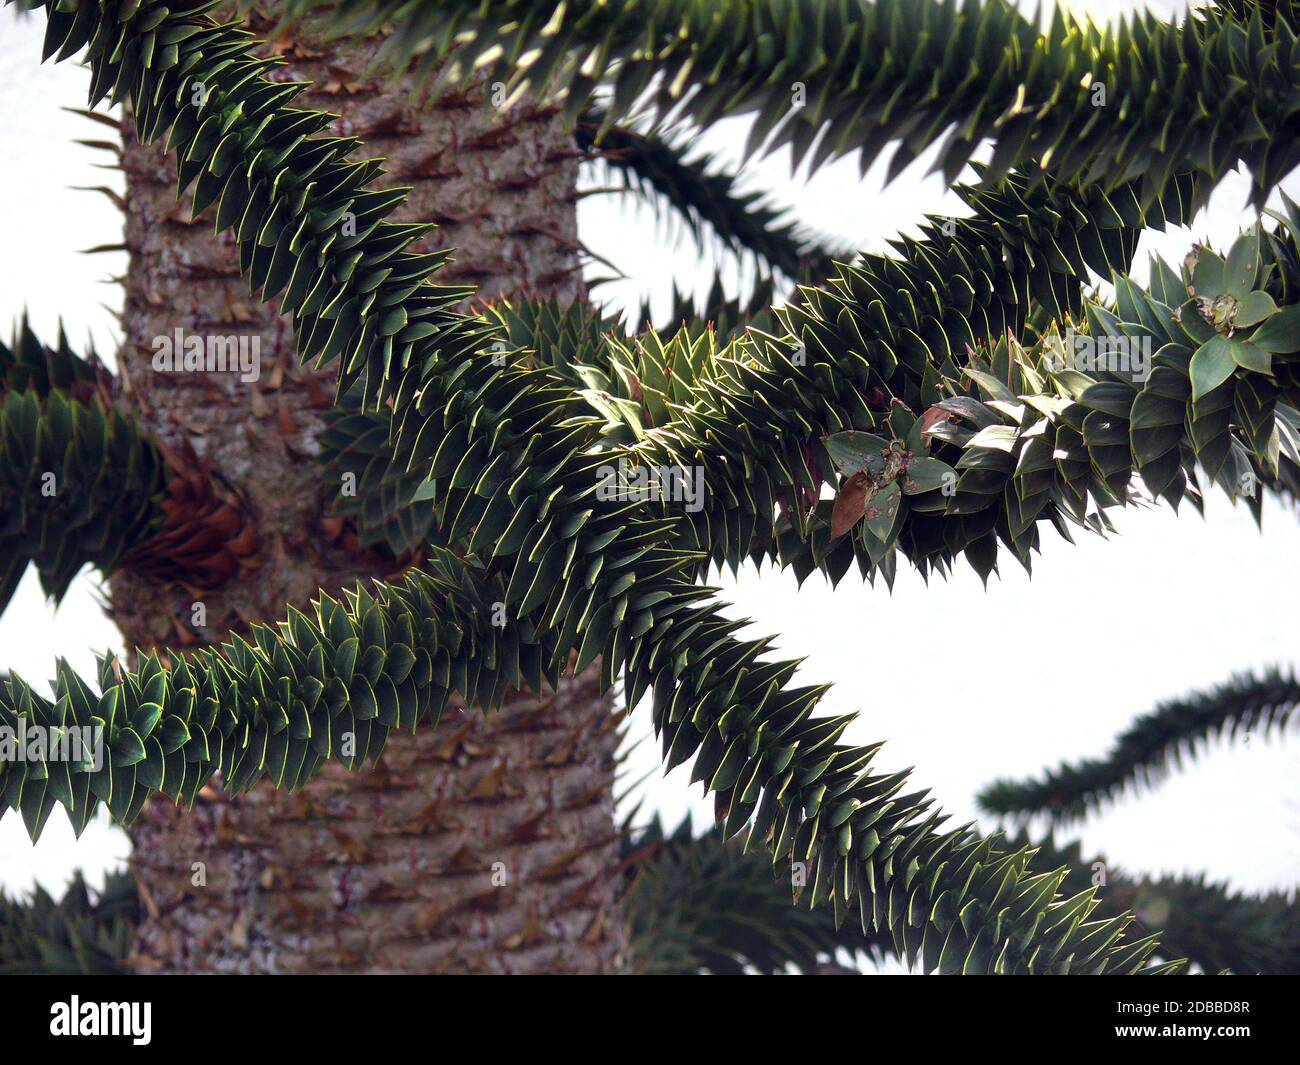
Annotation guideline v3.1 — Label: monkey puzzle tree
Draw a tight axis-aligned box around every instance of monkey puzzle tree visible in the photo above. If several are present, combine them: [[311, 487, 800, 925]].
[[2, 0, 1299, 975]]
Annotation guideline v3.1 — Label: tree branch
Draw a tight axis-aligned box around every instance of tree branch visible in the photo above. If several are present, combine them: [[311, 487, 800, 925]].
[[980, 670, 1300, 824]]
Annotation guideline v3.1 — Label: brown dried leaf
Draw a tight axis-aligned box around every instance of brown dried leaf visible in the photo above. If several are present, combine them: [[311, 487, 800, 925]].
[[830, 472, 869, 538], [920, 405, 955, 438]]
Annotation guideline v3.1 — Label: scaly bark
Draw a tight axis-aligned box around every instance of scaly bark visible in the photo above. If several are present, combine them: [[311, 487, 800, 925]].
[[111, 11, 624, 973]]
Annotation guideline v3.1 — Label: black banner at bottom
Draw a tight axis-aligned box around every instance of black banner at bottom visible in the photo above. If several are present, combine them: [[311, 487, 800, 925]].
[[0, 973, 1292, 1051]]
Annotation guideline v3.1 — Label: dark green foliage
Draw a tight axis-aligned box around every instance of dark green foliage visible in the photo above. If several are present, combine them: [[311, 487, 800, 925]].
[[0, 870, 136, 975], [577, 107, 840, 281], [638, 274, 784, 338], [318, 299, 629, 553], [0, 315, 110, 398], [1008, 833, 1300, 976], [478, 297, 631, 400], [980, 669, 1300, 824], [269, 0, 1300, 205], [10, 0, 1298, 975], [0, 552, 555, 839], [0, 321, 165, 613], [625, 822, 1300, 975], [317, 387, 436, 558], [1219, 0, 1300, 32], [624, 817, 890, 973], [647, 168, 1205, 578], [642, 207, 1300, 589]]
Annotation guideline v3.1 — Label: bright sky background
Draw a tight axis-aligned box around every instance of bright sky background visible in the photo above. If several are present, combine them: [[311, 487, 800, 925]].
[[1, 0, 1296, 964]]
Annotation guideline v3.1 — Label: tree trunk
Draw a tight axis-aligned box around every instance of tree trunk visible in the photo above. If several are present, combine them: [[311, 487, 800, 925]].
[[111, 12, 625, 974]]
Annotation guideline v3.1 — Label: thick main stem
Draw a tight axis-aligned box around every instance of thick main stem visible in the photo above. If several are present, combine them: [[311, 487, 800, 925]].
[[111, 12, 624, 973]]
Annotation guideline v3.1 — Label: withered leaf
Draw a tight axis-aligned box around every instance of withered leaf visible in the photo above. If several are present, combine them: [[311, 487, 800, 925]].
[[830, 472, 869, 538]]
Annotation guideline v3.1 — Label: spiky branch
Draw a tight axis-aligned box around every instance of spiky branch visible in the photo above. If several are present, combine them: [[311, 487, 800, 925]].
[[0, 321, 165, 611], [576, 107, 840, 281], [623, 817, 890, 973], [328, 178, 1300, 594], [0, 319, 260, 616], [620, 208, 1300, 588], [267, 0, 1300, 205], [624, 823, 1300, 975], [979, 669, 1300, 824], [0, 870, 136, 975], [1009, 832, 1300, 976]]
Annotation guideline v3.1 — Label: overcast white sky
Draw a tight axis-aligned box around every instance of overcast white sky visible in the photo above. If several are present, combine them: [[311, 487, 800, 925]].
[[1, 0, 1296, 950]]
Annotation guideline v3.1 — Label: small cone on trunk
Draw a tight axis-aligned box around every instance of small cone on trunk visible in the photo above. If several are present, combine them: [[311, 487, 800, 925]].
[[121, 437, 260, 588]]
